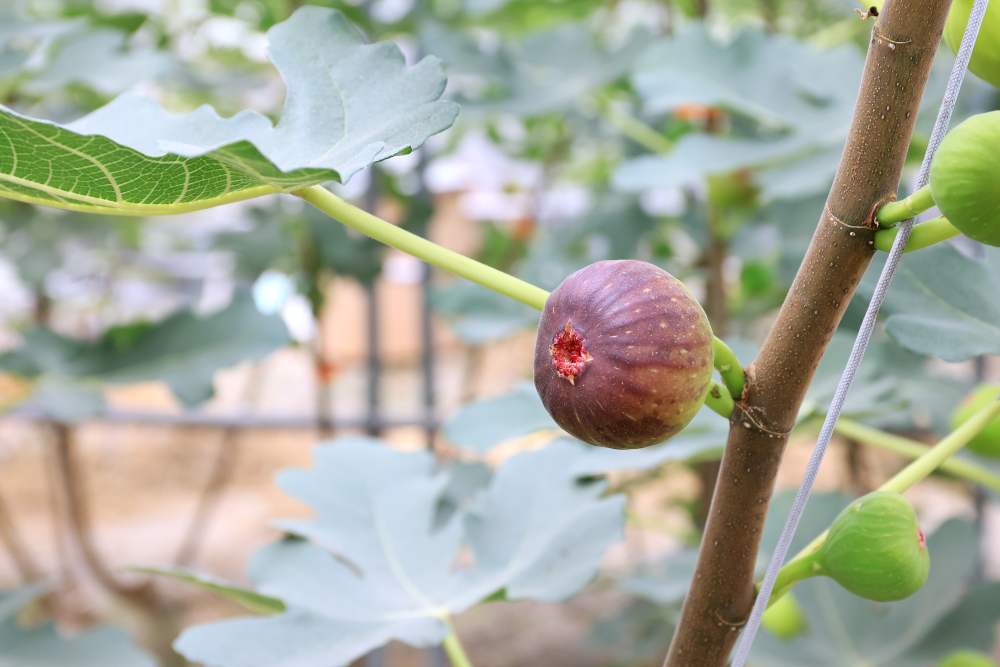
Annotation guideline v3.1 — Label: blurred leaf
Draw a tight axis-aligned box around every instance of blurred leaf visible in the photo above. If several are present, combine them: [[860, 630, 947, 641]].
[[0, 587, 154, 667], [431, 282, 539, 344], [175, 438, 625, 666], [615, 27, 861, 200], [18, 27, 170, 97], [883, 245, 1000, 362], [0, 7, 458, 215], [0, 293, 289, 419], [444, 383, 555, 452], [135, 568, 285, 615], [464, 24, 651, 117]]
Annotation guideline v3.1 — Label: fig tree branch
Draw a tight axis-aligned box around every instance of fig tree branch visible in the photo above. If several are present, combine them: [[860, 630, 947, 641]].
[[661, 2, 953, 664]]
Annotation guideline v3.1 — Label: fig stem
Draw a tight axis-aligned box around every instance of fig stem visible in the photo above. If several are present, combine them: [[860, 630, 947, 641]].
[[711, 337, 746, 400], [704, 380, 735, 419], [295, 185, 550, 311], [767, 551, 821, 604], [592, 93, 674, 155], [768, 395, 1000, 609], [874, 216, 960, 252], [835, 417, 1000, 494], [441, 616, 475, 667], [876, 184, 935, 225]]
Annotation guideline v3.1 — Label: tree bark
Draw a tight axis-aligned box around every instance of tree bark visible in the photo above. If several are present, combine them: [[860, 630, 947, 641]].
[[663, 2, 951, 664]]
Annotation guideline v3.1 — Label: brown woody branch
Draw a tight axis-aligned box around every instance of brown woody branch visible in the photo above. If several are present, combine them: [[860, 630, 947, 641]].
[[663, 1, 952, 664]]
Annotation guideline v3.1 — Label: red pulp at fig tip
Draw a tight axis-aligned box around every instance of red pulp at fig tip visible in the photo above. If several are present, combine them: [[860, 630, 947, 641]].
[[917, 528, 926, 549], [550, 322, 591, 383]]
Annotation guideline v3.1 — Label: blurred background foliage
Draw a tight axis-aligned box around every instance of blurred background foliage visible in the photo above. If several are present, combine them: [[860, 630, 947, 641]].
[[0, 0, 998, 666]]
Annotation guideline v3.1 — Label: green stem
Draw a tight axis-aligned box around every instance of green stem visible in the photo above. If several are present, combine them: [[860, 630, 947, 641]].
[[876, 185, 935, 225], [768, 550, 820, 603], [835, 418, 1000, 494], [704, 380, 735, 419], [881, 397, 1000, 493], [874, 216, 960, 253], [296, 185, 549, 310], [768, 396, 1000, 606], [712, 336, 746, 400], [441, 617, 475, 667], [594, 96, 673, 155]]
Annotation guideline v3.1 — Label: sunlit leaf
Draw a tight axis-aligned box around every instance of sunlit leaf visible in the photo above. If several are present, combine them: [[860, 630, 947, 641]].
[[174, 437, 625, 666]]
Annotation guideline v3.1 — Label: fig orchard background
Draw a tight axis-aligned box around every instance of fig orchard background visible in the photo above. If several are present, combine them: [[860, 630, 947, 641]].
[[0, 1, 998, 666]]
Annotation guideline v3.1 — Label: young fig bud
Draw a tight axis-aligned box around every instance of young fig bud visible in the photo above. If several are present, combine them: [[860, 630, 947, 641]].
[[533, 260, 714, 449], [815, 491, 929, 602], [951, 383, 1000, 458], [930, 112, 1000, 247], [939, 651, 997, 667], [761, 591, 806, 640], [944, 0, 1000, 89]]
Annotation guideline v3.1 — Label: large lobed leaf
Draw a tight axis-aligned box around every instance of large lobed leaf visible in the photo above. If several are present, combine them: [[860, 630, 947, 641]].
[[0, 7, 458, 215], [173, 437, 625, 667]]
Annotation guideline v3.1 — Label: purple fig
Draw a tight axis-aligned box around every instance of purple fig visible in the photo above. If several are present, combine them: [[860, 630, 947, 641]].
[[533, 260, 715, 449]]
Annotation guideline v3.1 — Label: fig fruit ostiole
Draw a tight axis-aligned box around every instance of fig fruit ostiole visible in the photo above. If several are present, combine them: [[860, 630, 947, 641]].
[[877, 111, 1000, 247], [772, 491, 930, 603], [951, 384, 1000, 458], [533, 260, 714, 450], [944, 0, 1000, 89]]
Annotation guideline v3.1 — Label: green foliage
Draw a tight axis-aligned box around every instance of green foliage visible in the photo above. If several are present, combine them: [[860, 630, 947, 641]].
[[0, 7, 458, 215], [939, 651, 999, 667], [0, 293, 289, 419], [171, 436, 626, 666], [883, 245, 1000, 361], [615, 26, 862, 201], [0, 587, 154, 667]]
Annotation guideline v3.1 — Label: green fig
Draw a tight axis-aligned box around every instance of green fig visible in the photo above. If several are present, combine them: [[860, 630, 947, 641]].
[[951, 384, 1000, 458], [761, 591, 806, 640], [814, 491, 929, 602], [945, 0, 1000, 89], [930, 112, 1000, 246], [939, 651, 998, 667]]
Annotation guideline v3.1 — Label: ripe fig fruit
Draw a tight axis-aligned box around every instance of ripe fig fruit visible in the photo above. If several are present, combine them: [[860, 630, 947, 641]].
[[930, 111, 1000, 246], [761, 592, 806, 640], [939, 651, 998, 667], [951, 383, 1000, 458], [815, 491, 929, 602], [945, 0, 1000, 88], [533, 260, 714, 449]]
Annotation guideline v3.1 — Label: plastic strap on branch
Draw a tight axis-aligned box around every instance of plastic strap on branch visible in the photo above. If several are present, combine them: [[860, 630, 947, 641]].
[[730, 3, 990, 665]]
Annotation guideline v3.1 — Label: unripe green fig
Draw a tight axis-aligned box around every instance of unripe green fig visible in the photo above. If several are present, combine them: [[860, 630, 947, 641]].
[[814, 491, 929, 602], [951, 383, 1000, 458], [533, 260, 714, 449], [761, 591, 806, 640], [930, 112, 1000, 246], [945, 0, 1000, 88], [939, 651, 998, 667]]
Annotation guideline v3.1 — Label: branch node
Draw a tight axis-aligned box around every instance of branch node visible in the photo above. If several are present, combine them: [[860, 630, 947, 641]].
[[824, 204, 872, 231], [872, 25, 913, 49], [732, 403, 790, 439]]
